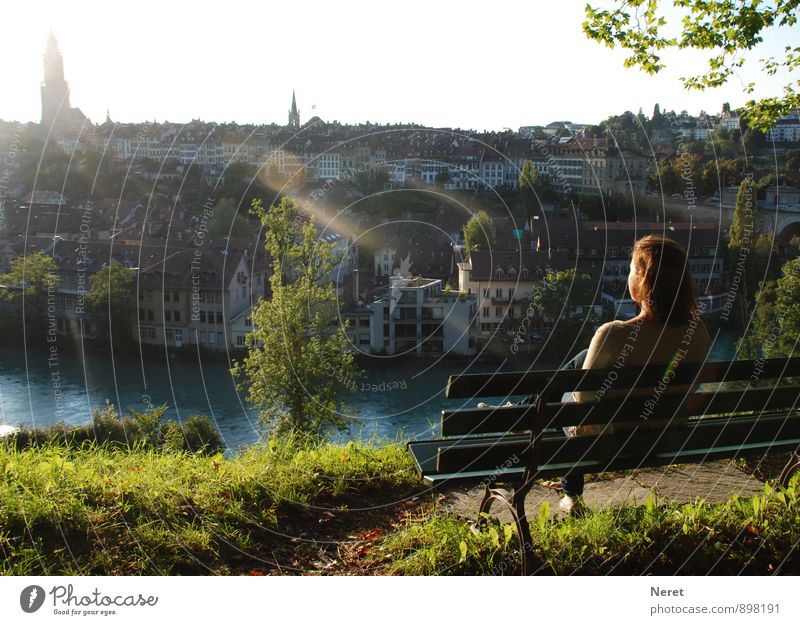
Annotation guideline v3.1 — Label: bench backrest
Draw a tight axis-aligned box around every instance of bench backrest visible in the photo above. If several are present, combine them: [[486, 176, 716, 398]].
[[441, 357, 800, 437]]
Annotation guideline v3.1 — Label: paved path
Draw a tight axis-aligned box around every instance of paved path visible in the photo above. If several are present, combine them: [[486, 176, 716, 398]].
[[442, 460, 765, 522]]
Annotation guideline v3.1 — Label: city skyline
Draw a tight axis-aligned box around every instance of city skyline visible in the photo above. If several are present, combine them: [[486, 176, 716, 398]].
[[2, 0, 798, 130]]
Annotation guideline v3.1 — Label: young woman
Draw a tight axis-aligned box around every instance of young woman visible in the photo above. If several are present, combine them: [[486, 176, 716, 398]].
[[559, 234, 712, 515]]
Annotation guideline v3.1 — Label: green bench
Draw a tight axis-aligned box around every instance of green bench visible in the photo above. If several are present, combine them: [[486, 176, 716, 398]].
[[407, 357, 800, 574]]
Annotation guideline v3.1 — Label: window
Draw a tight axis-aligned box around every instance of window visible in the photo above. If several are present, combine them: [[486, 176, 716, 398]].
[[174, 311, 181, 323], [173, 291, 180, 302], [175, 330, 182, 343], [520, 268, 529, 279], [237, 334, 245, 346], [165, 311, 172, 322], [164, 291, 170, 303], [482, 288, 489, 298], [165, 328, 174, 341], [495, 267, 504, 278], [217, 332, 224, 344], [200, 330, 208, 343], [482, 307, 489, 317], [495, 288, 502, 298], [216, 312, 224, 325], [495, 306, 502, 317], [245, 317, 253, 327]]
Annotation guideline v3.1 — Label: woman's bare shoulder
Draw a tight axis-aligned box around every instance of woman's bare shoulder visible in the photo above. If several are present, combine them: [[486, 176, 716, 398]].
[[594, 320, 630, 335]]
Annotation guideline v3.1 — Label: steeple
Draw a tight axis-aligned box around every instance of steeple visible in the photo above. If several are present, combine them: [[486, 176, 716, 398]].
[[40, 30, 71, 126], [288, 90, 300, 128], [43, 29, 65, 84]]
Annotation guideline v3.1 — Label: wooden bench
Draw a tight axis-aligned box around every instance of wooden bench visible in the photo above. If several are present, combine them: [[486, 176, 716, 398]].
[[407, 357, 800, 574]]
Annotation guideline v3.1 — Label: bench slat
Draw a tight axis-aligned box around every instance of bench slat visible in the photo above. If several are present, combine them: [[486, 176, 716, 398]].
[[419, 439, 800, 489], [435, 414, 800, 474], [441, 387, 800, 436], [445, 357, 800, 399]]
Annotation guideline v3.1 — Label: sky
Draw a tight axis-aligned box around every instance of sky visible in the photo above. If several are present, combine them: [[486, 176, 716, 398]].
[[1, 0, 797, 130]]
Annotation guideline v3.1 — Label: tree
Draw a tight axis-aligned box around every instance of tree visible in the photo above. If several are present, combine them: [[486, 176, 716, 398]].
[[463, 210, 495, 257], [727, 177, 769, 329], [0, 250, 58, 325], [86, 262, 135, 341], [583, 1, 800, 129], [740, 257, 800, 359], [207, 198, 251, 237], [519, 160, 543, 217], [232, 197, 360, 438], [534, 269, 598, 357]]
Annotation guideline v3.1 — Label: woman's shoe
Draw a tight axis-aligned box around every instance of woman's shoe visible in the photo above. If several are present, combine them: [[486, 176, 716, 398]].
[[559, 494, 587, 517]]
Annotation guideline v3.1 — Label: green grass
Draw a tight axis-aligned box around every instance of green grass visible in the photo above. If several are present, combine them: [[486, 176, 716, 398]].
[[3, 433, 798, 575], [376, 477, 800, 575], [0, 437, 416, 575]]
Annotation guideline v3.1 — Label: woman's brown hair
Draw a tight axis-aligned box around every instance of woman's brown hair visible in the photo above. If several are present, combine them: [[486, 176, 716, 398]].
[[630, 235, 699, 326]]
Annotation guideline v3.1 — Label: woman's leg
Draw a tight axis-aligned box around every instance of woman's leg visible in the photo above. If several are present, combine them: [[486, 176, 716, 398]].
[[560, 348, 589, 497], [561, 471, 584, 497]]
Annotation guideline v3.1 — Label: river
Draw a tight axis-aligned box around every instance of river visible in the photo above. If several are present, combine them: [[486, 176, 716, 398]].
[[0, 331, 739, 450]]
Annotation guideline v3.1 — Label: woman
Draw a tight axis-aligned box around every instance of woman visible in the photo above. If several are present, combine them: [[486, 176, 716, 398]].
[[559, 234, 711, 516]]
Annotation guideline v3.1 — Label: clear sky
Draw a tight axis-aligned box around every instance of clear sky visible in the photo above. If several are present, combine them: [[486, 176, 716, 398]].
[[2, 0, 797, 130]]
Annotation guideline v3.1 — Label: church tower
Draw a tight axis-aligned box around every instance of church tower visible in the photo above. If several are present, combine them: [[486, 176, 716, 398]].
[[40, 30, 71, 126], [288, 90, 300, 128]]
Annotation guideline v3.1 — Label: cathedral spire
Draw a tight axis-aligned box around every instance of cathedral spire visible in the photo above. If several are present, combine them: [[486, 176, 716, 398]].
[[288, 90, 300, 128], [41, 29, 70, 125]]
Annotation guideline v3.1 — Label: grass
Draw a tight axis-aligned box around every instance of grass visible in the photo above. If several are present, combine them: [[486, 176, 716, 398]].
[[2, 433, 798, 575], [376, 477, 800, 575], [0, 437, 417, 575]]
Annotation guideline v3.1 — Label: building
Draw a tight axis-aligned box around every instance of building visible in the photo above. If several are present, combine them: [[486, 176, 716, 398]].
[[40, 31, 88, 129], [368, 276, 476, 355], [288, 91, 300, 128], [457, 250, 572, 335], [765, 113, 800, 143]]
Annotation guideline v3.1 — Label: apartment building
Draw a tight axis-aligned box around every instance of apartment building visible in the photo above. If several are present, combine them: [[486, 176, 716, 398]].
[[458, 250, 572, 334], [368, 276, 476, 355]]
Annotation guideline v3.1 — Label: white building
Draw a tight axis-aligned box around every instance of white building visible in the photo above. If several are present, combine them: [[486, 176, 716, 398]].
[[368, 276, 476, 355]]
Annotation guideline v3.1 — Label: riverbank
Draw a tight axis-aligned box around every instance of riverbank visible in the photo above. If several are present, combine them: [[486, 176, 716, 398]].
[[1, 439, 796, 575], [0, 330, 744, 450]]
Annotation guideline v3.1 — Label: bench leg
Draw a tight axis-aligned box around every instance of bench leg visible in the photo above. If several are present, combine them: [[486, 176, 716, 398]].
[[779, 451, 800, 489], [470, 484, 534, 575]]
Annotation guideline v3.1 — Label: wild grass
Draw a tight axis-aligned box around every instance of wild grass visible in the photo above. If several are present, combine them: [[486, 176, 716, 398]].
[[0, 436, 416, 575], [377, 476, 800, 575]]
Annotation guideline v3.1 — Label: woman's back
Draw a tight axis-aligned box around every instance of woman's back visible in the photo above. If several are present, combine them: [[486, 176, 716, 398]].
[[564, 316, 711, 434]]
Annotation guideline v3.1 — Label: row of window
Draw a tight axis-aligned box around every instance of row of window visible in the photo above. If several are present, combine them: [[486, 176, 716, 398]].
[[483, 288, 518, 300], [138, 289, 225, 304]]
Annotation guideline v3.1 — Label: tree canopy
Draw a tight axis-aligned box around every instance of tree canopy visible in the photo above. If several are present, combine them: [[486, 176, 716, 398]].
[[86, 262, 135, 340], [0, 250, 58, 322], [583, 1, 800, 129], [463, 210, 495, 257], [233, 197, 360, 438]]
